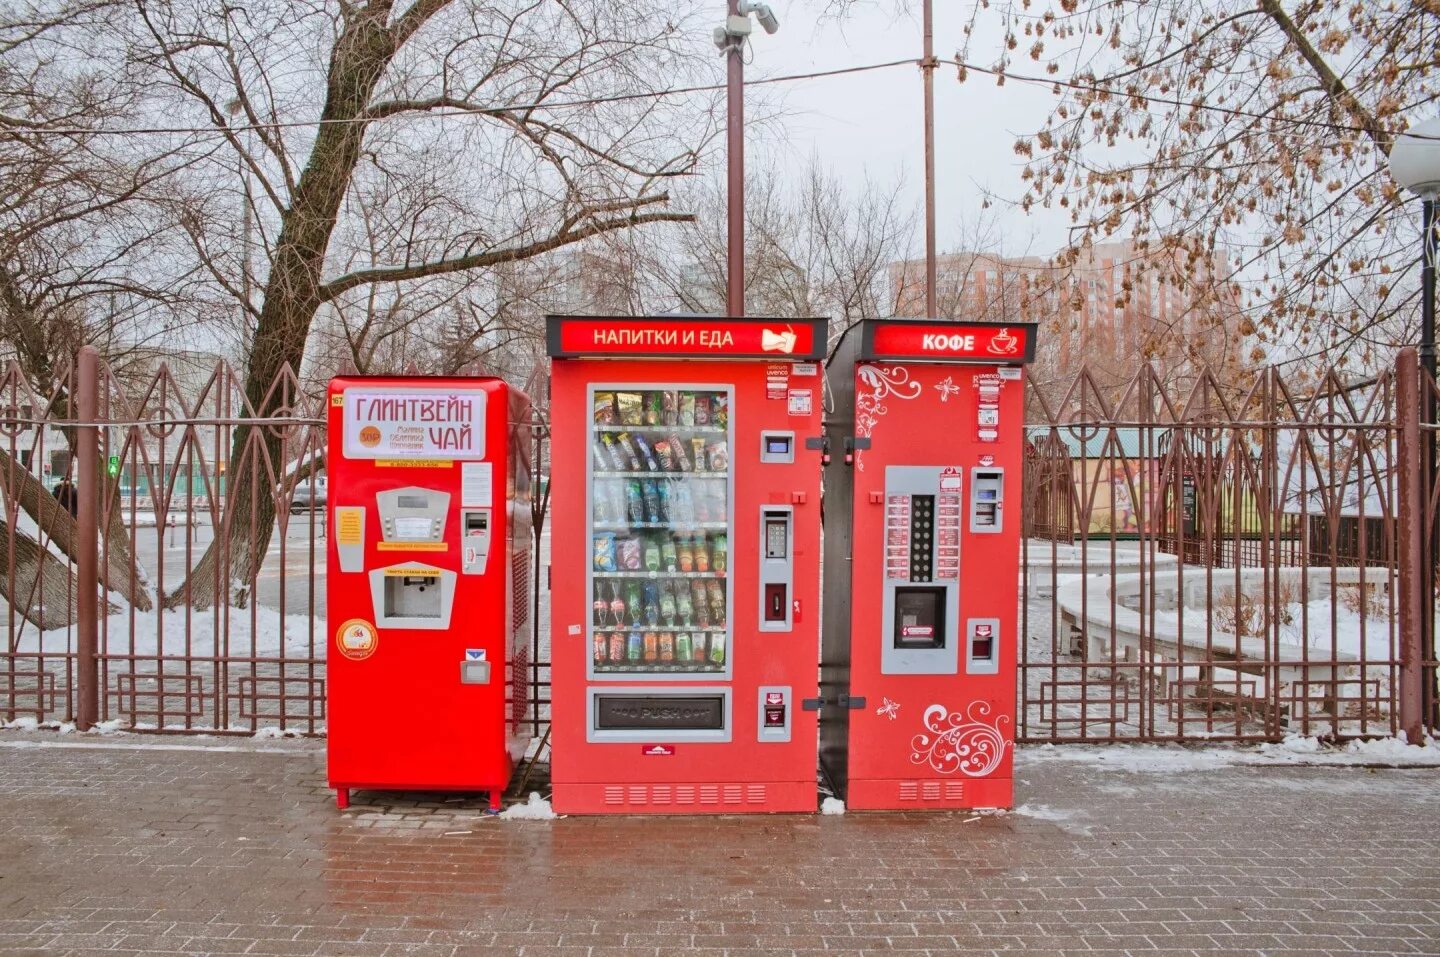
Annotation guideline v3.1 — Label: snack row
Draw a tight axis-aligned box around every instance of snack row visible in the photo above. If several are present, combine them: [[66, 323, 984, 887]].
[[593, 431, 729, 473], [594, 390, 729, 429]]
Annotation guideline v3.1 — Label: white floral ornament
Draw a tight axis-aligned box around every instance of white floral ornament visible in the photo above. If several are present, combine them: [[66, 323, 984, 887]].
[[853, 365, 921, 471], [875, 697, 901, 720], [934, 375, 961, 402], [909, 701, 1009, 777]]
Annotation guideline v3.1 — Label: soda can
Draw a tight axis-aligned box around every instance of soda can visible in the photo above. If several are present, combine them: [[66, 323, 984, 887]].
[[659, 632, 675, 662], [593, 632, 606, 662], [626, 631, 642, 661], [609, 633, 625, 662], [675, 633, 692, 662], [690, 632, 707, 662], [643, 631, 659, 662]]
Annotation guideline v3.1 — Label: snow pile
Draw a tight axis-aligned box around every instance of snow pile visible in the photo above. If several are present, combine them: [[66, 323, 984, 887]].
[[1013, 803, 1072, 823], [1343, 735, 1440, 765], [251, 727, 305, 740], [499, 792, 557, 820], [1020, 736, 1440, 771], [820, 797, 845, 815], [1, 717, 39, 731]]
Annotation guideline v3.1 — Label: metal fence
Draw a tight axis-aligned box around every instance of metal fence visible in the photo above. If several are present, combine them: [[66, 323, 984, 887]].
[[1020, 352, 1434, 743], [0, 348, 1434, 745]]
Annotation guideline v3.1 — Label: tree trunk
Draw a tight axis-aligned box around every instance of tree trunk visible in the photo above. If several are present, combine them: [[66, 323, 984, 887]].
[[165, 5, 402, 609], [0, 520, 115, 634], [0, 449, 153, 613]]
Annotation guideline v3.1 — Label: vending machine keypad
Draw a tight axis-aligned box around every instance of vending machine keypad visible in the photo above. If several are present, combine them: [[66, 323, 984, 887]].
[[908, 495, 934, 581]]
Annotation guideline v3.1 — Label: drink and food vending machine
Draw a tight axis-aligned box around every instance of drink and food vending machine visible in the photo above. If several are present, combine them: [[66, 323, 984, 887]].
[[327, 376, 534, 810], [820, 319, 1036, 810], [547, 314, 828, 814]]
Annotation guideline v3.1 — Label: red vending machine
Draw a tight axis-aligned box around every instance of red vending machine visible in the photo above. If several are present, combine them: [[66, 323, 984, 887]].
[[547, 314, 828, 814], [326, 376, 534, 810], [820, 319, 1036, 810]]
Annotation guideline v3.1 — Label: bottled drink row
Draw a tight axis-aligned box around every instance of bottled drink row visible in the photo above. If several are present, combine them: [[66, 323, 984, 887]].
[[592, 531, 728, 574], [592, 579, 727, 631], [593, 477, 727, 527], [592, 431, 729, 474], [594, 389, 729, 430], [593, 630, 727, 671]]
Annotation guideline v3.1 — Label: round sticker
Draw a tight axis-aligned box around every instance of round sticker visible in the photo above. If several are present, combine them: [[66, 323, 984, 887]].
[[358, 425, 382, 448], [336, 619, 378, 660]]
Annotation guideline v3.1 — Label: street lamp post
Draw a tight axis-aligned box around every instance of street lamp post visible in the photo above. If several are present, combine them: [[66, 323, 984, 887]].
[[714, 1, 779, 318], [1388, 114, 1440, 730]]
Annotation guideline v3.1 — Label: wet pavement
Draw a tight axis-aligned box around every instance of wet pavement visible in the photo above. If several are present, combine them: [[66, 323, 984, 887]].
[[0, 733, 1437, 956]]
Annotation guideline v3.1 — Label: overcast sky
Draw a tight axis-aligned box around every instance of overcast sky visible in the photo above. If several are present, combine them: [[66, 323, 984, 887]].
[[738, 1, 1075, 259]]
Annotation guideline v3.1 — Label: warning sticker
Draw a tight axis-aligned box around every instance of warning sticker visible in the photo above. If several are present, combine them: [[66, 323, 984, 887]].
[[336, 619, 378, 661], [787, 389, 813, 416], [335, 507, 364, 546]]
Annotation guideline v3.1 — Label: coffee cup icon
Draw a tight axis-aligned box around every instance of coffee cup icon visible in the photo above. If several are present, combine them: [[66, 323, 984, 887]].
[[987, 328, 1019, 355]]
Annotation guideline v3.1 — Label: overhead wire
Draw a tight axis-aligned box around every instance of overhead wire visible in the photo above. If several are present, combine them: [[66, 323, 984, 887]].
[[7, 52, 1438, 142]]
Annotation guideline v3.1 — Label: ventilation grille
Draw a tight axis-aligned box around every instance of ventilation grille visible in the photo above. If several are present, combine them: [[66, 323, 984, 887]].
[[595, 783, 769, 807], [897, 780, 965, 803]]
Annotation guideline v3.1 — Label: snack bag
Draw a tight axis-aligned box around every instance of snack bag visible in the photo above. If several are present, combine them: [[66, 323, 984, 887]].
[[593, 392, 617, 424], [662, 391, 679, 425], [616, 392, 644, 426], [693, 394, 711, 426], [706, 440, 729, 472], [593, 533, 617, 572], [618, 537, 642, 570], [711, 393, 729, 429]]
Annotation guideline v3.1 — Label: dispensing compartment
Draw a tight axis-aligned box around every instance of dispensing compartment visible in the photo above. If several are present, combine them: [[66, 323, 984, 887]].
[[586, 687, 732, 742], [969, 468, 1004, 534], [758, 507, 793, 631], [893, 586, 946, 649], [368, 563, 458, 629], [384, 572, 442, 619]]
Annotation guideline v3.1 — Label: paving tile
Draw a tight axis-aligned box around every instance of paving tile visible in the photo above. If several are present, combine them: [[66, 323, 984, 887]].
[[0, 734, 1437, 957]]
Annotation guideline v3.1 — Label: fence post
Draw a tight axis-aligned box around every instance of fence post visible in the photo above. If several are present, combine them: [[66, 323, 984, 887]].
[[75, 346, 99, 731], [1397, 347, 1424, 744]]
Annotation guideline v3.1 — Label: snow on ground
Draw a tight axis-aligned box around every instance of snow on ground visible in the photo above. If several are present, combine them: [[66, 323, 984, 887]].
[[820, 797, 845, 815], [499, 792, 557, 820], [1154, 597, 1392, 659], [12, 608, 323, 658], [1018, 735, 1440, 772]]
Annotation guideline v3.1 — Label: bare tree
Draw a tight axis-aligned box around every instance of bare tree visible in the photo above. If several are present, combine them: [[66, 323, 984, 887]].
[[967, 0, 1440, 375], [57, 0, 718, 607]]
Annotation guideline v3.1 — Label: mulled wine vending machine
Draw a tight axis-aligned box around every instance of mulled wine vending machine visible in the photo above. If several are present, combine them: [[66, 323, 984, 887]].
[[547, 314, 827, 814], [326, 376, 534, 810], [820, 320, 1036, 810]]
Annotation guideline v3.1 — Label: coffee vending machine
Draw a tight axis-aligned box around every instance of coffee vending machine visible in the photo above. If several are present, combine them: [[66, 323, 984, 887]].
[[820, 319, 1036, 810]]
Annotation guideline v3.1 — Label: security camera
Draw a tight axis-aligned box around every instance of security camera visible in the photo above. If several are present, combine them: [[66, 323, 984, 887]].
[[740, 0, 779, 34]]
